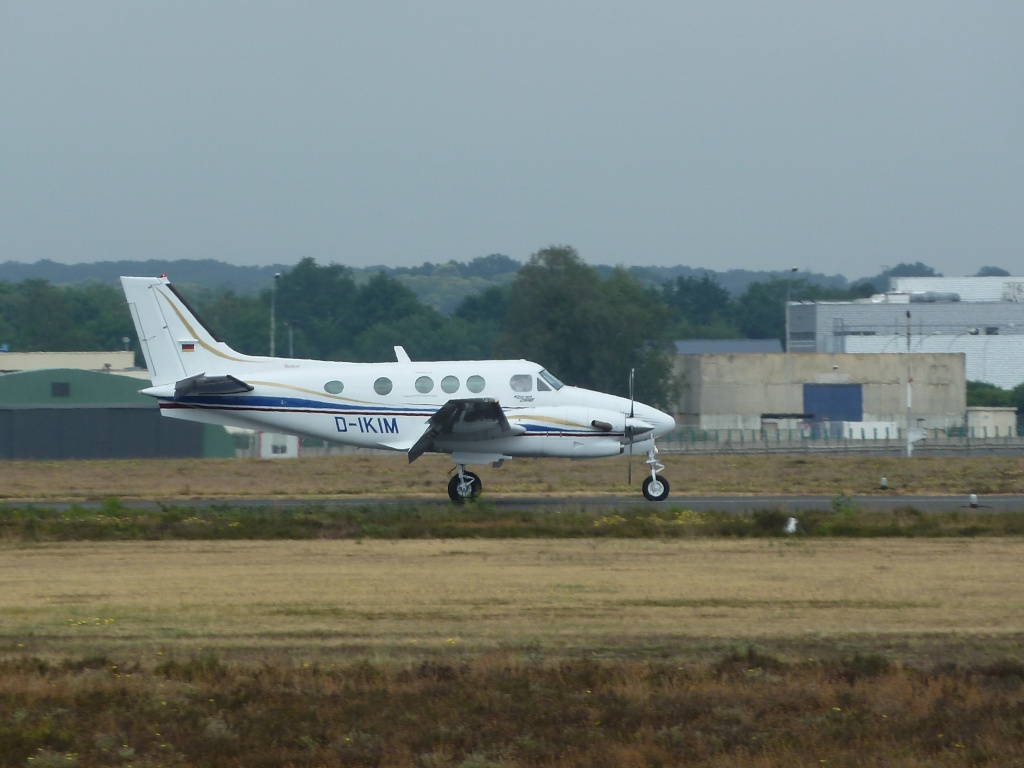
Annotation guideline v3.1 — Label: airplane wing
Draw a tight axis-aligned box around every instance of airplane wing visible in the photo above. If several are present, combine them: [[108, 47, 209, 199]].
[[408, 398, 523, 463]]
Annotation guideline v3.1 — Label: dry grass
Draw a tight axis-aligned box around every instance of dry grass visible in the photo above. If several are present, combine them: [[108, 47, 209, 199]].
[[1, 453, 1023, 501], [3, 539, 1024, 766], [3, 539, 1023, 662]]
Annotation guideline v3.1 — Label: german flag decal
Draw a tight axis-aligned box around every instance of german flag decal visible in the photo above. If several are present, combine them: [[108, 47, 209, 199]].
[[180, 342, 195, 352]]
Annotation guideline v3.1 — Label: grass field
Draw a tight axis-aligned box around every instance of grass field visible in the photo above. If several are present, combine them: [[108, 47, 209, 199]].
[[2, 455, 1024, 765], [3, 539, 1024, 661], [3, 538, 1024, 766]]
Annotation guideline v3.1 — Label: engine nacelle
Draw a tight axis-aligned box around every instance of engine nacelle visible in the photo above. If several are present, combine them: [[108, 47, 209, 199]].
[[568, 439, 626, 459]]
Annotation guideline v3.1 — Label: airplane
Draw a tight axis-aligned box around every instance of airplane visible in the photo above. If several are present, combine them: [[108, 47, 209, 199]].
[[120, 275, 676, 503]]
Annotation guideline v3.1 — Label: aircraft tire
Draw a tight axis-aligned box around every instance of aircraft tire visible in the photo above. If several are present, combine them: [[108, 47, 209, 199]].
[[642, 475, 670, 502], [448, 472, 482, 503]]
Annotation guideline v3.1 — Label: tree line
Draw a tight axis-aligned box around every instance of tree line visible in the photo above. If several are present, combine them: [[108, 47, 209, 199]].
[[0, 248, 1011, 408]]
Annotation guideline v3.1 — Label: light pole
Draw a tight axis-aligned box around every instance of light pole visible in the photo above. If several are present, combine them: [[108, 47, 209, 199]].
[[287, 320, 297, 358], [270, 272, 281, 356], [784, 267, 798, 418], [784, 266, 798, 352]]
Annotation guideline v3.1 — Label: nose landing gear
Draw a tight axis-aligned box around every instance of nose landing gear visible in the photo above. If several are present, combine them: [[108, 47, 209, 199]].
[[641, 447, 670, 501]]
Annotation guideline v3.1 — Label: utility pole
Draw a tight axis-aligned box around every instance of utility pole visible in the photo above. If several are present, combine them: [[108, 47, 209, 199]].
[[905, 309, 913, 457], [784, 266, 798, 417]]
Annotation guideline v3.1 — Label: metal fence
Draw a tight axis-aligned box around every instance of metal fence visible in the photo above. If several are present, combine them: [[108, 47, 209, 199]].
[[659, 428, 1024, 456]]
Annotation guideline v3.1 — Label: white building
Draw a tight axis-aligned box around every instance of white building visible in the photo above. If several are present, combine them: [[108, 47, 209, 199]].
[[789, 276, 1024, 389]]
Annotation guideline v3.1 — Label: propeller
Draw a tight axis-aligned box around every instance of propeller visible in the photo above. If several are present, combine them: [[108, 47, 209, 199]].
[[627, 368, 635, 485]]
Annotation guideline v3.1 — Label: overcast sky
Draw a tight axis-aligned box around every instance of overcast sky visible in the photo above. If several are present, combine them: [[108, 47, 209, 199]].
[[2, 2, 1022, 280]]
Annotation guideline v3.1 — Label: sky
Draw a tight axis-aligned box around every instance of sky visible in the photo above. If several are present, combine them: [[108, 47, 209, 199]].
[[2, 2, 1023, 281]]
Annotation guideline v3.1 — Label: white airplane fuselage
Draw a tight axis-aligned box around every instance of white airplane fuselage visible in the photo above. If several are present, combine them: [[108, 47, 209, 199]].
[[143, 359, 674, 462]]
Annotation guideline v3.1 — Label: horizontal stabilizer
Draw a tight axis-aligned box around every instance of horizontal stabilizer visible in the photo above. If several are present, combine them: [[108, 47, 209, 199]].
[[174, 373, 255, 397]]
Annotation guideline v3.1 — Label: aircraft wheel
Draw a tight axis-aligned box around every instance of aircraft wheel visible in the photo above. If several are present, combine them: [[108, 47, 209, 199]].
[[448, 471, 482, 503], [642, 475, 670, 502]]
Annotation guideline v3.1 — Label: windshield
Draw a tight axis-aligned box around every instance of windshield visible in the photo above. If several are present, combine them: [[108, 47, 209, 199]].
[[538, 369, 564, 391]]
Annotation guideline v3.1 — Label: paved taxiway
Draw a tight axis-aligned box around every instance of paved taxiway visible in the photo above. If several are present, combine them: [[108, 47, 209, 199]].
[[5, 494, 1022, 512]]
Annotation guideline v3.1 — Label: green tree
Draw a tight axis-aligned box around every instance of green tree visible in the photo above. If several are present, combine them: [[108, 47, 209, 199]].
[[661, 273, 739, 339], [198, 289, 268, 356], [975, 266, 1010, 277], [272, 258, 359, 359], [733, 279, 790, 342], [68, 282, 135, 352], [452, 285, 510, 358], [496, 246, 675, 406], [966, 381, 1014, 407]]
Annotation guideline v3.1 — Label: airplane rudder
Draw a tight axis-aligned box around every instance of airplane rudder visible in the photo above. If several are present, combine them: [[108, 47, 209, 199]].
[[120, 276, 188, 385]]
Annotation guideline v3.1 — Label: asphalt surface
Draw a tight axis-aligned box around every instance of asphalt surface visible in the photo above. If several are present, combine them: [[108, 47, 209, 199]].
[[4, 494, 1020, 513]]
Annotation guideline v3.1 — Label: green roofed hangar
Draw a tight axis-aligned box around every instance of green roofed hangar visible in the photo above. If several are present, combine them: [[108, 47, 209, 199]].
[[0, 368, 233, 460]]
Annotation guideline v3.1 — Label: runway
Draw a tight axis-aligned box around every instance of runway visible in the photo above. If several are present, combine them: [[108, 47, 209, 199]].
[[7, 493, 1021, 513]]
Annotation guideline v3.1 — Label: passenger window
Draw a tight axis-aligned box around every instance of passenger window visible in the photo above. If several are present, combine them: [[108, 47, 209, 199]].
[[324, 380, 344, 394], [415, 376, 434, 393], [467, 375, 485, 393], [510, 374, 532, 392], [441, 375, 460, 394], [536, 377, 551, 391], [374, 377, 393, 396]]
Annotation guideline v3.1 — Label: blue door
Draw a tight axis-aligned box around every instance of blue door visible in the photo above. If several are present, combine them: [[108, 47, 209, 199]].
[[803, 384, 863, 437]]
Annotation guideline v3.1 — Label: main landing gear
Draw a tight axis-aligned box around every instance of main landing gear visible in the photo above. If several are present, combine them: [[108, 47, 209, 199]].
[[641, 447, 670, 502], [448, 465, 482, 503]]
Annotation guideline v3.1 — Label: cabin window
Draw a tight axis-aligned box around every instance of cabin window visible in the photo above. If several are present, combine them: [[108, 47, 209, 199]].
[[441, 375, 460, 394], [324, 380, 344, 395], [510, 374, 532, 392], [374, 377, 393, 396], [467, 375, 485, 393], [415, 376, 434, 394]]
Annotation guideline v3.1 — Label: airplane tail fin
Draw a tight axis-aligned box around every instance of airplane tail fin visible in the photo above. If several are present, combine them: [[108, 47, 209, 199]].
[[121, 276, 264, 386]]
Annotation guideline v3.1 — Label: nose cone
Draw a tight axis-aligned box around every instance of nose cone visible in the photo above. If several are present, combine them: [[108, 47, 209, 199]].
[[633, 403, 676, 438]]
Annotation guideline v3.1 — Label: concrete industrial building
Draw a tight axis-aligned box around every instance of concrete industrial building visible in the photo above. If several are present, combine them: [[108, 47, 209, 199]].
[[673, 351, 966, 438], [788, 276, 1024, 389]]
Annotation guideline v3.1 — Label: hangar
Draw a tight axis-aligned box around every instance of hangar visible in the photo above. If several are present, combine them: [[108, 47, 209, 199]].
[[0, 368, 233, 460], [672, 349, 967, 439]]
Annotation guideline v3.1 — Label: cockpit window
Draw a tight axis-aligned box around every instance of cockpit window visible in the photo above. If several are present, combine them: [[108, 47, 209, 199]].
[[536, 377, 551, 391], [510, 374, 532, 392], [538, 369, 564, 390]]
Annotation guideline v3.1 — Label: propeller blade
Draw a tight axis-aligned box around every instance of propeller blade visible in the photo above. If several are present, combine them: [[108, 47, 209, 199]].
[[627, 367, 635, 485], [628, 368, 635, 419]]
